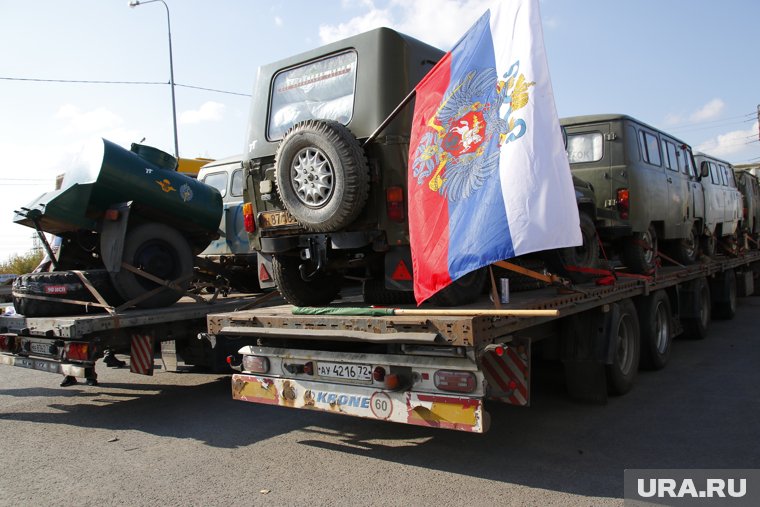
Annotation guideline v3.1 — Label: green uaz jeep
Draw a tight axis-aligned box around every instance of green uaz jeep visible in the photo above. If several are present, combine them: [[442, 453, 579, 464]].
[[242, 28, 444, 306]]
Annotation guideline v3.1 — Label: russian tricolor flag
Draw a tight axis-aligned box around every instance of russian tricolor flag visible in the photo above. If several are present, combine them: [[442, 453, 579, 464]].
[[407, 0, 580, 304]]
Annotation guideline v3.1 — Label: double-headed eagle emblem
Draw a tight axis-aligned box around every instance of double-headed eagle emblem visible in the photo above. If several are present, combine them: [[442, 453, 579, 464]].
[[411, 61, 535, 201]]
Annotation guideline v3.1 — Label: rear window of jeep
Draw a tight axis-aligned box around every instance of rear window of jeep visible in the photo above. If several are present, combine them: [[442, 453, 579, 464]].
[[268, 51, 358, 140], [567, 132, 603, 163]]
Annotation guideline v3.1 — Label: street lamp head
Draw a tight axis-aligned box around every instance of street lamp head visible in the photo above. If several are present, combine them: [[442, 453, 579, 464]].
[[128, 1, 140, 7]]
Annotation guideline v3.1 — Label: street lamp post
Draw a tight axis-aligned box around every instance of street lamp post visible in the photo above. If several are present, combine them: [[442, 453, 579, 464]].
[[128, 0, 179, 158]]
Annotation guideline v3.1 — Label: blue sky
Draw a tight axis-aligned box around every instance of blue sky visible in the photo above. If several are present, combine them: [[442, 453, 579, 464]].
[[2, 0, 758, 261]]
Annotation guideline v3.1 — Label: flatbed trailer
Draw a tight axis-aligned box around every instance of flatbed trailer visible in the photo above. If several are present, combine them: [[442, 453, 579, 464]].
[[217, 251, 760, 433], [0, 293, 273, 383]]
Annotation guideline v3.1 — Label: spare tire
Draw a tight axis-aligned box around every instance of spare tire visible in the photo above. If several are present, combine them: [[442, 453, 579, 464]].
[[275, 120, 369, 232], [110, 223, 194, 309], [12, 270, 122, 317]]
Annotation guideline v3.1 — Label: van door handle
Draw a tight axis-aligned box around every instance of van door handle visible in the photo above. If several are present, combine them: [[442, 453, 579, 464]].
[[667, 177, 672, 183]]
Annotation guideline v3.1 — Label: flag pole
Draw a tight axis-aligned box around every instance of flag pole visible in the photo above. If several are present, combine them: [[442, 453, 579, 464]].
[[362, 88, 417, 147]]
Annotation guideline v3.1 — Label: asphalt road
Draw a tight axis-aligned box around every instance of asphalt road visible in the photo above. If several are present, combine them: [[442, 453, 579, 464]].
[[0, 297, 758, 506]]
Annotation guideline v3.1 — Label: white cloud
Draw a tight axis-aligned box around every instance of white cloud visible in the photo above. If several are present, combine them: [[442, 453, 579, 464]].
[[179, 101, 226, 125], [274, 16, 283, 27], [319, 0, 493, 49], [56, 104, 123, 133], [696, 121, 759, 157], [689, 98, 725, 122], [663, 113, 683, 126]]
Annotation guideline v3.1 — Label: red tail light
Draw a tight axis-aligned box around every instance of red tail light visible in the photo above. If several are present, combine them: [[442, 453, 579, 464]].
[[617, 188, 630, 219], [65, 342, 89, 361], [0, 334, 17, 353], [373, 366, 386, 382], [386, 186, 405, 223], [243, 202, 255, 233], [434, 370, 476, 393]]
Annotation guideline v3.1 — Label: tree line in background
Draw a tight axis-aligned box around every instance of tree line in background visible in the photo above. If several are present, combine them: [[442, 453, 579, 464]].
[[0, 250, 44, 275]]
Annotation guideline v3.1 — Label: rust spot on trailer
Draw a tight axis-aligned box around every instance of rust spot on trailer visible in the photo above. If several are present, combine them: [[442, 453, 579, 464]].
[[281, 380, 296, 406], [303, 389, 315, 407]]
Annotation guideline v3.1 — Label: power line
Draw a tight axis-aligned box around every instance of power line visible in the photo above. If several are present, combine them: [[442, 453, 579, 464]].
[[0, 76, 250, 97]]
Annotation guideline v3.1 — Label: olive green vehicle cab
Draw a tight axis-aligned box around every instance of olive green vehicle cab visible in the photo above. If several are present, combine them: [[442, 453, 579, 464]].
[[242, 28, 443, 305], [561, 114, 703, 272], [693, 152, 742, 255]]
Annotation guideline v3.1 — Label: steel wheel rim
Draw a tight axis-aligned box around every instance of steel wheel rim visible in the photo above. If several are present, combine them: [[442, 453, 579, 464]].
[[654, 301, 669, 354], [643, 229, 656, 265], [133, 239, 179, 290], [616, 315, 635, 375], [683, 228, 697, 260], [291, 147, 334, 208]]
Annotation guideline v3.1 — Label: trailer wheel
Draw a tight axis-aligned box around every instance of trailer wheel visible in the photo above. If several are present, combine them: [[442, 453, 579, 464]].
[[622, 223, 658, 274], [606, 299, 640, 395], [275, 120, 370, 232], [429, 268, 487, 307], [635, 290, 672, 370], [682, 277, 711, 340], [111, 223, 194, 308], [711, 269, 737, 320], [271, 254, 341, 306], [12, 270, 122, 317], [362, 278, 415, 305]]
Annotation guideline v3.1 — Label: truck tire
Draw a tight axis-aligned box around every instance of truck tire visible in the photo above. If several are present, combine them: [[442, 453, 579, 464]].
[[362, 278, 415, 305], [110, 223, 194, 308], [275, 120, 369, 232], [271, 254, 341, 306], [544, 212, 600, 283], [635, 290, 672, 370], [681, 277, 711, 340], [711, 269, 737, 320], [429, 268, 486, 307], [12, 270, 122, 317], [622, 223, 658, 274], [606, 299, 640, 395]]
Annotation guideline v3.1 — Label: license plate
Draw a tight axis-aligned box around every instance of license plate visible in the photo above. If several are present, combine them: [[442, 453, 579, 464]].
[[258, 210, 299, 228], [317, 361, 372, 381], [30, 342, 52, 355]]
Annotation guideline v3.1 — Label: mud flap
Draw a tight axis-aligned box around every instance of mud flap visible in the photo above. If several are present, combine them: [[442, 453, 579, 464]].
[[481, 339, 531, 406], [561, 305, 613, 404], [257, 253, 276, 289], [384, 246, 414, 291]]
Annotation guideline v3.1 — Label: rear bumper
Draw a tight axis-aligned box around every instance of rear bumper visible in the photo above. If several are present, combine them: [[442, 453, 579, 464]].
[[231, 374, 488, 433], [0, 353, 88, 377]]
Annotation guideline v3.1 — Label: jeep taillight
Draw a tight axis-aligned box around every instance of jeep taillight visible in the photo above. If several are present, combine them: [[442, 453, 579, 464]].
[[243, 202, 255, 233], [386, 186, 405, 223], [617, 188, 630, 220]]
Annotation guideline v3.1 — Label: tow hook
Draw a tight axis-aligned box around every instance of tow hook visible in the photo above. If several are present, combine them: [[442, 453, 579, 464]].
[[299, 236, 328, 281]]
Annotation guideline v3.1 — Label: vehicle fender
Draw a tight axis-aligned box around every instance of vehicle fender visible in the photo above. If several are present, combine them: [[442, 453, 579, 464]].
[[100, 202, 132, 273]]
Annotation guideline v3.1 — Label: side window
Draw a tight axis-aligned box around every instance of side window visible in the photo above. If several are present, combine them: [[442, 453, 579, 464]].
[[231, 169, 244, 197], [202, 171, 228, 198], [268, 51, 358, 141], [638, 130, 661, 166], [709, 163, 721, 185], [663, 140, 678, 172], [718, 164, 728, 186], [566, 132, 603, 163]]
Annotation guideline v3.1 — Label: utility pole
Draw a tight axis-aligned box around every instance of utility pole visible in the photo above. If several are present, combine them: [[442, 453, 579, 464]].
[[757, 104, 759, 141]]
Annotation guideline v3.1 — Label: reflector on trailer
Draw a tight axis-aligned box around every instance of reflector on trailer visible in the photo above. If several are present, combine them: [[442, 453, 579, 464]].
[[391, 260, 412, 281], [259, 263, 271, 282]]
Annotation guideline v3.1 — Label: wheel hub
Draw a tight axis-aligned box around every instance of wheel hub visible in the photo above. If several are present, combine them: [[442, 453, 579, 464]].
[[292, 147, 334, 208]]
